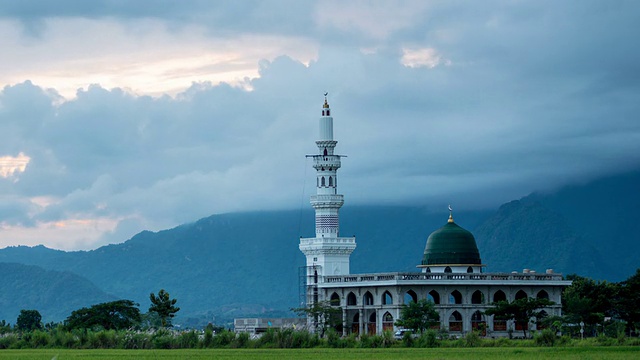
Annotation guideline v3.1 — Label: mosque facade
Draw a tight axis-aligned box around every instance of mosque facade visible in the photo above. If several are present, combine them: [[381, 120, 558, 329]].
[[299, 96, 571, 337]]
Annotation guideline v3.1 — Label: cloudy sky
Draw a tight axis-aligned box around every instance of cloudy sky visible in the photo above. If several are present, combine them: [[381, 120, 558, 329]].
[[0, 1, 639, 250]]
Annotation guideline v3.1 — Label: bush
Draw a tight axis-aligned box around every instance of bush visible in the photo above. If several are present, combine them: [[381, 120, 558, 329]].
[[213, 329, 236, 347], [178, 330, 199, 349], [233, 331, 250, 348], [29, 330, 50, 348], [417, 329, 439, 348], [464, 331, 481, 347], [534, 329, 557, 347], [203, 328, 213, 348]]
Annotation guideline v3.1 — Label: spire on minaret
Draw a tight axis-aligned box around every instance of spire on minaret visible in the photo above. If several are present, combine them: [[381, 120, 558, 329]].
[[448, 204, 454, 223]]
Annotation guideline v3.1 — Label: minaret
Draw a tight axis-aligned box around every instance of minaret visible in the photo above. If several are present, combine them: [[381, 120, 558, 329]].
[[299, 95, 356, 298]]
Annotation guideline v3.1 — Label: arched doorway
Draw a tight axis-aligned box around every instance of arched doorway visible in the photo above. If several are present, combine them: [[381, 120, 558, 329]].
[[449, 311, 462, 332], [352, 313, 359, 334], [382, 312, 394, 331], [471, 310, 486, 335], [368, 312, 377, 335]]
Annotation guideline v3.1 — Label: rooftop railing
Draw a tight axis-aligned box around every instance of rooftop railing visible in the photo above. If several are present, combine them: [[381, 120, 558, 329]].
[[323, 272, 564, 283]]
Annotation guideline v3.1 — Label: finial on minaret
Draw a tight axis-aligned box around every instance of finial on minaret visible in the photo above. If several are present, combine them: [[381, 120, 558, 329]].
[[323, 92, 329, 109], [448, 205, 454, 223]]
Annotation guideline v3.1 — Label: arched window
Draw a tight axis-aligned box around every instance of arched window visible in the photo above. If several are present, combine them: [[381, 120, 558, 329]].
[[471, 290, 484, 304], [347, 292, 357, 306], [493, 290, 507, 303], [467, 266, 474, 273], [327, 110, 330, 116], [321, 177, 326, 187], [404, 290, 418, 304], [515, 290, 528, 300], [428, 290, 440, 304], [449, 311, 463, 332], [382, 312, 394, 331], [426, 267, 431, 273], [328, 176, 333, 187], [537, 290, 549, 300], [445, 266, 452, 273], [382, 291, 393, 305], [364, 292, 374, 306], [449, 290, 462, 304], [330, 292, 340, 306], [323, 148, 328, 156]]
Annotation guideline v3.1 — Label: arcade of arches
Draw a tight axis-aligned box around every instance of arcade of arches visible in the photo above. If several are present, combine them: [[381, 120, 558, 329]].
[[322, 285, 563, 336]]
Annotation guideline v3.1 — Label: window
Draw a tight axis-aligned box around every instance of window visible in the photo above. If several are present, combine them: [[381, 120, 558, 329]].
[[493, 290, 506, 303], [328, 176, 333, 187], [449, 290, 462, 304], [382, 291, 393, 305], [330, 292, 340, 306], [428, 290, 440, 304], [364, 292, 374, 305], [404, 290, 417, 304], [467, 266, 473, 273], [321, 177, 326, 186], [537, 290, 549, 300], [445, 266, 452, 273], [471, 290, 484, 304], [347, 292, 357, 306]]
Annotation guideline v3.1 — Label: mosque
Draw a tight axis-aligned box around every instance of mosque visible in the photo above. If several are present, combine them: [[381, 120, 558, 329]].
[[298, 96, 571, 337]]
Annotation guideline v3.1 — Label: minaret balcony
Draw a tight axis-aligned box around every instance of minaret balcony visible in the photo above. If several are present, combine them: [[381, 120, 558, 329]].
[[312, 156, 341, 169], [310, 194, 344, 207]]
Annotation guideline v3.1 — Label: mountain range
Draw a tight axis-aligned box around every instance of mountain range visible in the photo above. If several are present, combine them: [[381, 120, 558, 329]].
[[0, 169, 638, 326]]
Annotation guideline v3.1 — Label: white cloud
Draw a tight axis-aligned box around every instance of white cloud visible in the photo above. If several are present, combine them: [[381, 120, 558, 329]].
[[0, 152, 30, 178]]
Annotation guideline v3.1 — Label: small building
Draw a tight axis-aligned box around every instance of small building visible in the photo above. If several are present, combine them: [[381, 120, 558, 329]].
[[233, 318, 306, 335]]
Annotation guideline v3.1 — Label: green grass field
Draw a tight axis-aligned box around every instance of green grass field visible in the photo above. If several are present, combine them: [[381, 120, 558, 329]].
[[1, 347, 639, 360]]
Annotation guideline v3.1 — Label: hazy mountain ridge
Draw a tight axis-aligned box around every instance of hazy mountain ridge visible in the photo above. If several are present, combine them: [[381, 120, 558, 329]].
[[0, 262, 115, 323], [1, 169, 638, 323]]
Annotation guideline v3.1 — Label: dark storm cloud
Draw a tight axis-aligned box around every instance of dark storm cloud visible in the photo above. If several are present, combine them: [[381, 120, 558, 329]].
[[0, 1, 639, 249]]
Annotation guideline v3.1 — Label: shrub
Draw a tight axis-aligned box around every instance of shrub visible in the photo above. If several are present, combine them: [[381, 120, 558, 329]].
[[233, 331, 250, 348], [534, 329, 556, 347], [178, 330, 199, 349], [417, 329, 439, 348], [29, 330, 50, 348], [203, 328, 213, 348], [464, 331, 481, 347]]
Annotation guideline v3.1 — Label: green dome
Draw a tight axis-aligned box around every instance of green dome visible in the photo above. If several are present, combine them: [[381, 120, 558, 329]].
[[421, 218, 482, 266]]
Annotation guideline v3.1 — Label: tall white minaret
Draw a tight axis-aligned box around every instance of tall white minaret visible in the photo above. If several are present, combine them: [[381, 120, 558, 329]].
[[299, 95, 356, 289]]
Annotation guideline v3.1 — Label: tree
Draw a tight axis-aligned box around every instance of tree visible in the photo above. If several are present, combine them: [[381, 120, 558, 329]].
[[291, 301, 342, 337], [149, 289, 180, 328], [485, 297, 554, 338], [65, 300, 141, 330], [562, 274, 619, 336], [617, 268, 640, 334], [16, 309, 42, 331], [395, 299, 439, 334]]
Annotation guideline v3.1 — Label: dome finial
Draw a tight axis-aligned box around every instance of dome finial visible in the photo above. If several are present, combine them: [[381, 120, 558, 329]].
[[323, 92, 329, 108], [448, 204, 454, 223]]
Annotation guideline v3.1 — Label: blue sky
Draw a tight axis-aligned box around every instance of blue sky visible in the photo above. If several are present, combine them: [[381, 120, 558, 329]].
[[0, 1, 639, 250]]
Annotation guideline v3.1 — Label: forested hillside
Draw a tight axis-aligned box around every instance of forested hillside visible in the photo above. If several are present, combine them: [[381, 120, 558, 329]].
[[0, 169, 638, 324], [0, 263, 114, 323]]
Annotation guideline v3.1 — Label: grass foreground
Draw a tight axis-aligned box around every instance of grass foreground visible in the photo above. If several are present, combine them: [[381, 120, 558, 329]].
[[1, 347, 639, 360]]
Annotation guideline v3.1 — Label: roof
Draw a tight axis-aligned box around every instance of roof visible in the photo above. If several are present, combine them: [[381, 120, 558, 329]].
[[421, 219, 482, 266]]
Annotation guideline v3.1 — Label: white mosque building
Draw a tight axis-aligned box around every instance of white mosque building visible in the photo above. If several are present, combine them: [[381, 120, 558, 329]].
[[299, 95, 571, 337]]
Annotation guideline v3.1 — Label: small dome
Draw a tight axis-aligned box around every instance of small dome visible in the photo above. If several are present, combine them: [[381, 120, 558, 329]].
[[421, 218, 482, 266]]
